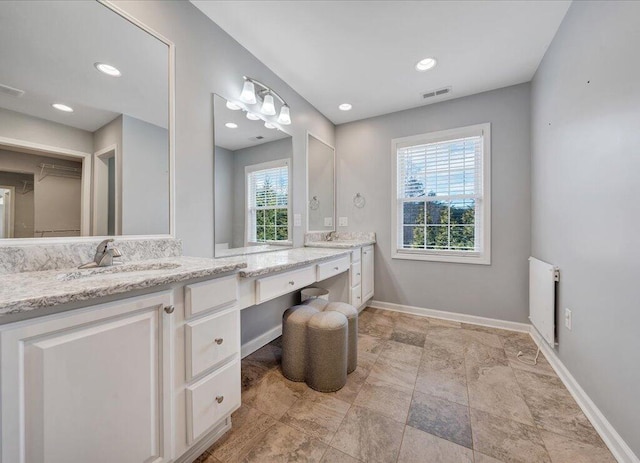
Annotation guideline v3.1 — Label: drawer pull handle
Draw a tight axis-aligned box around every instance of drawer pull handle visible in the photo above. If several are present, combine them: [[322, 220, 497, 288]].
[[164, 305, 175, 314], [215, 395, 224, 404], [357, 273, 361, 276], [289, 281, 295, 285], [214, 338, 224, 345], [334, 267, 339, 270]]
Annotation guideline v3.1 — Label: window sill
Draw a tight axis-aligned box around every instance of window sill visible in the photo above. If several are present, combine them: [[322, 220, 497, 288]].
[[392, 250, 490, 265]]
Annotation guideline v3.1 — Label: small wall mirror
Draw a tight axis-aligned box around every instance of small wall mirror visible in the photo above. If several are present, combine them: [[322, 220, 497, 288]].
[[213, 94, 293, 258], [0, 1, 172, 240], [307, 134, 335, 232]]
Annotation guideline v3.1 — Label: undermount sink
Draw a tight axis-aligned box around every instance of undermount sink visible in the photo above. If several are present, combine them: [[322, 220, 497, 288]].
[[57, 262, 182, 281]]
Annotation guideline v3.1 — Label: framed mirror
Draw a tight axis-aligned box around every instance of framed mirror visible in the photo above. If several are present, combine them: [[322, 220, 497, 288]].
[[306, 133, 335, 232], [0, 1, 173, 241], [213, 94, 294, 258]]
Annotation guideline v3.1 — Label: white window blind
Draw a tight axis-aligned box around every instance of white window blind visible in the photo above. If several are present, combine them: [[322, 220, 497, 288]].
[[392, 124, 491, 264], [246, 159, 290, 244]]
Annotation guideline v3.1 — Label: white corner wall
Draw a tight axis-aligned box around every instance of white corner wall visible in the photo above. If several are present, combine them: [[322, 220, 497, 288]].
[[531, 1, 640, 459]]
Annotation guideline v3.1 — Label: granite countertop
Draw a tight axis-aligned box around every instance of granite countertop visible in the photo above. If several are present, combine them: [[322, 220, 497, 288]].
[[232, 247, 352, 277], [304, 239, 376, 249], [0, 256, 246, 318]]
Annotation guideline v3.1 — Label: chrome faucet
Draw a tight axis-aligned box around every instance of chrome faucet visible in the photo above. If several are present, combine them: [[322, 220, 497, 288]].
[[79, 239, 122, 268], [326, 231, 337, 242]]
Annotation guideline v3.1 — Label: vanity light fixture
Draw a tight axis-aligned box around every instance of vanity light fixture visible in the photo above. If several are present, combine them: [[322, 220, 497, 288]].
[[52, 103, 74, 112], [338, 103, 352, 111], [94, 62, 121, 77], [225, 122, 238, 129], [226, 101, 242, 110], [415, 57, 437, 71], [264, 122, 276, 129], [238, 76, 292, 125], [246, 112, 260, 120]]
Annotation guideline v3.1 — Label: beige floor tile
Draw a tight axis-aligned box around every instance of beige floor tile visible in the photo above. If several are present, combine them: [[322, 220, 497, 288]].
[[280, 390, 351, 443], [327, 365, 369, 403], [241, 422, 327, 463], [513, 368, 603, 445], [501, 332, 557, 377], [244, 343, 282, 370], [391, 316, 430, 347], [540, 430, 617, 463], [379, 339, 423, 367], [209, 405, 277, 462], [321, 447, 361, 463], [397, 425, 474, 463], [330, 405, 404, 463], [407, 390, 473, 448], [368, 355, 419, 390], [474, 451, 507, 463], [470, 408, 551, 463], [358, 310, 395, 339], [353, 376, 414, 423], [193, 451, 221, 463], [241, 369, 306, 420], [240, 359, 271, 391], [426, 317, 462, 328], [357, 333, 385, 357], [415, 354, 468, 405], [465, 344, 534, 425], [461, 323, 514, 337]]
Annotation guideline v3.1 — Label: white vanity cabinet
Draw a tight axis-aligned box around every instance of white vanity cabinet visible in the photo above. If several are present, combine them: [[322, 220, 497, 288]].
[[0, 292, 174, 463], [362, 245, 375, 302], [348, 245, 375, 309]]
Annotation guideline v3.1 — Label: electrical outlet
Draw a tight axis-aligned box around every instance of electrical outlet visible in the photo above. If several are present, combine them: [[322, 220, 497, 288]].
[[339, 216, 348, 227], [564, 308, 572, 330], [294, 214, 302, 227], [324, 217, 333, 227]]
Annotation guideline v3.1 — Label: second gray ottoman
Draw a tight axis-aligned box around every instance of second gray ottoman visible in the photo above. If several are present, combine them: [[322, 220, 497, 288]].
[[306, 311, 348, 392], [282, 305, 319, 382], [325, 302, 358, 373]]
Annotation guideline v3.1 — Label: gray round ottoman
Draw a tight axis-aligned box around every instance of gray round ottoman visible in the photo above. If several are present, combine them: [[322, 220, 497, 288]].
[[282, 305, 319, 381], [306, 311, 348, 392], [325, 302, 358, 373], [302, 297, 330, 311]]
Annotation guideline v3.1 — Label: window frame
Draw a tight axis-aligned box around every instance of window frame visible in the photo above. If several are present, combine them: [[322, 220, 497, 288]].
[[245, 158, 292, 246], [391, 123, 491, 265]]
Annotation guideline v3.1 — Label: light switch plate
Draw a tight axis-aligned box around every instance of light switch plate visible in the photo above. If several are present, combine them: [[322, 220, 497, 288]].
[[339, 217, 348, 227], [324, 217, 333, 227], [294, 214, 302, 227]]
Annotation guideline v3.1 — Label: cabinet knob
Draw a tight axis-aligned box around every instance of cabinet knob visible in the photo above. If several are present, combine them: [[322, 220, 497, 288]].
[[357, 273, 361, 276], [289, 281, 295, 285], [334, 267, 339, 270], [164, 305, 175, 314], [215, 395, 224, 404], [214, 338, 224, 345]]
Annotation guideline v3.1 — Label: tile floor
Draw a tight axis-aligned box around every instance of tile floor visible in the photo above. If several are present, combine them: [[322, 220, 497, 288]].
[[195, 307, 616, 463]]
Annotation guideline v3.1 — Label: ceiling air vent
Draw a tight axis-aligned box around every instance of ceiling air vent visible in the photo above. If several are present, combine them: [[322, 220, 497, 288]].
[[0, 83, 25, 98], [422, 86, 452, 100], [249, 135, 265, 141]]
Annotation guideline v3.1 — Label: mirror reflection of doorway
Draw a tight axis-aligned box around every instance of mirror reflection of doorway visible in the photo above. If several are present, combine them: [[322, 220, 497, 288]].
[[0, 171, 34, 238], [0, 186, 15, 238], [93, 145, 119, 236]]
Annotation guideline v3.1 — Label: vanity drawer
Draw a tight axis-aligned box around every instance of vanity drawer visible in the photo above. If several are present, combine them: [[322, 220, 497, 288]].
[[351, 248, 362, 263], [186, 359, 240, 443], [256, 266, 316, 304], [185, 275, 237, 318], [351, 284, 362, 307], [351, 262, 362, 287], [185, 307, 239, 380], [316, 256, 350, 281]]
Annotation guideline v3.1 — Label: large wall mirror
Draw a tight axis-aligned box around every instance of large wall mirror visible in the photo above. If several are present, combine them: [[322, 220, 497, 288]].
[[307, 134, 335, 232], [213, 94, 293, 258], [0, 1, 173, 240]]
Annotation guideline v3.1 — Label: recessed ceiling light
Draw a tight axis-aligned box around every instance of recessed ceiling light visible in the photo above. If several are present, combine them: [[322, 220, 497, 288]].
[[264, 122, 276, 129], [246, 112, 260, 120], [226, 101, 242, 110], [338, 103, 352, 111], [52, 103, 73, 112], [94, 62, 121, 77], [225, 122, 238, 129], [415, 58, 437, 71]]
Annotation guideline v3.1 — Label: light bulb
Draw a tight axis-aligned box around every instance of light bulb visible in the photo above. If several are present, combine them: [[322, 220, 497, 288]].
[[94, 62, 121, 77], [264, 122, 276, 129], [261, 93, 276, 116], [246, 112, 260, 120], [415, 58, 437, 71], [52, 103, 73, 112], [225, 122, 238, 129], [240, 80, 257, 104], [277, 105, 291, 125], [226, 101, 242, 110], [338, 103, 352, 111]]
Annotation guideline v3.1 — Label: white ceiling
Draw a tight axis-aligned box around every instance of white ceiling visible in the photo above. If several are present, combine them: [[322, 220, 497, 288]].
[[192, 0, 571, 124], [0, 1, 168, 132]]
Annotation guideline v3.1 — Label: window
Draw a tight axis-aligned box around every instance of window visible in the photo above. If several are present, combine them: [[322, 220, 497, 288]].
[[391, 123, 491, 264], [246, 158, 291, 244]]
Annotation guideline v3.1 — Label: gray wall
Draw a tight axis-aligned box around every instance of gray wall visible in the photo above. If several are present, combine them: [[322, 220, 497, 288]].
[[113, 0, 335, 257], [531, 1, 640, 456], [214, 146, 233, 247], [336, 83, 531, 322]]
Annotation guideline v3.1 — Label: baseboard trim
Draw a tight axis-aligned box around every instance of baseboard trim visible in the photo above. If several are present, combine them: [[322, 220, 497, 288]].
[[529, 328, 639, 463], [241, 324, 282, 358], [368, 300, 531, 332]]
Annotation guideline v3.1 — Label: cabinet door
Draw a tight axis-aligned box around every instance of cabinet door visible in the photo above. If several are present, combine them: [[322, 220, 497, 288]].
[[362, 245, 375, 301], [1, 292, 173, 463]]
